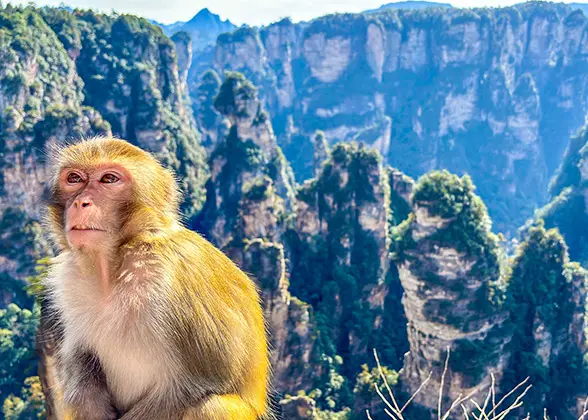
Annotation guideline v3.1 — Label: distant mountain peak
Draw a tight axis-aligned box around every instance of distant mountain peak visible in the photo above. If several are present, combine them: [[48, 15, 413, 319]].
[[190, 8, 219, 21], [187, 8, 224, 24], [155, 8, 236, 52]]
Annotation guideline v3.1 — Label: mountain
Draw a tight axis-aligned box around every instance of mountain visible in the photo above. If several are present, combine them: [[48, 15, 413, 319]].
[[150, 19, 184, 34], [155, 8, 236, 52], [184, 70, 587, 419], [190, 2, 588, 236], [365, 0, 452, 13]]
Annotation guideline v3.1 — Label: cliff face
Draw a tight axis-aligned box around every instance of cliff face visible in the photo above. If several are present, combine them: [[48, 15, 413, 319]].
[[504, 223, 588, 419], [240, 240, 320, 394], [539, 122, 588, 266], [171, 31, 193, 99], [193, 3, 588, 234], [393, 171, 509, 414], [194, 72, 320, 397], [287, 141, 410, 413]]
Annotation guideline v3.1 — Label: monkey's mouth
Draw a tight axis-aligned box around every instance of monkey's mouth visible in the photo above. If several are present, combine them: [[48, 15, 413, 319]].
[[70, 225, 106, 232]]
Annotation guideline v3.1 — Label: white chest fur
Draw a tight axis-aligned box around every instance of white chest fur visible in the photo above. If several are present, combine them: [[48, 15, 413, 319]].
[[47, 257, 170, 410]]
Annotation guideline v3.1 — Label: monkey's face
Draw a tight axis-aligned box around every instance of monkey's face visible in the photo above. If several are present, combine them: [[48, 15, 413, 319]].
[[58, 164, 133, 251]]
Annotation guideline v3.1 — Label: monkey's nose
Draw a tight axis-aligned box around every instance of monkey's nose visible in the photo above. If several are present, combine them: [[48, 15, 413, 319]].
[[74, 198, 92, 209]]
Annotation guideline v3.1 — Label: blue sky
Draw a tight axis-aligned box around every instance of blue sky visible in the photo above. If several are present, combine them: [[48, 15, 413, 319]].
[[5, 0, 584, 26]]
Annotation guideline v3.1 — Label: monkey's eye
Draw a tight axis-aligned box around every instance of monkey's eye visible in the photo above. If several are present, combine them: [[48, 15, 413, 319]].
[[100, 173, 119, 184], [66, 172, 83, 184]]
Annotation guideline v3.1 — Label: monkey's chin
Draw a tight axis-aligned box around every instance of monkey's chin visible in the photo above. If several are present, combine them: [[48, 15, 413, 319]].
[[67, 229, 108, 249]]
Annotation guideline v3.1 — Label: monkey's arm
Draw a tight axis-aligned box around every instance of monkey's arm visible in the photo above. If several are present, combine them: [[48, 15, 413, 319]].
[[58, 350, 118, 420], [119, 231, 269, 420], [119, 392, 261, 420], [183, 394, 263, 420], [117, 387, 186, 420]]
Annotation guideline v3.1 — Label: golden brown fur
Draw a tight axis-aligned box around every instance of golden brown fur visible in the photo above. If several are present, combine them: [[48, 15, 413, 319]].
[[43, 137, 271, 420]]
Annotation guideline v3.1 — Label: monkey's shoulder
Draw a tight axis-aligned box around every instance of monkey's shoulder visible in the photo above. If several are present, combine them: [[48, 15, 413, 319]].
[[125, 227, 230, 263], [122, 227, 256, 293]]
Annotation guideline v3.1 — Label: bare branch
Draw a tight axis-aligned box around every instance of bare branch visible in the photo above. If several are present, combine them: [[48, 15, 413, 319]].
[[374, 348, 403, 417], [438, 347, 451, 420], [400, 371, 433, 413]]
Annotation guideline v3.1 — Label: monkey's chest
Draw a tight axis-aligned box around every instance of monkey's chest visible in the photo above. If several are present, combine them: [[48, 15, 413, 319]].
[[58, 273, 173, 410], [95, 336, 164, 409], [73, 307, 169, 410]]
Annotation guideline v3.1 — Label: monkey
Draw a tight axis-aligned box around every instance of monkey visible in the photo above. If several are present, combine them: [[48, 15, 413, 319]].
[[42, 137, 271, 420]]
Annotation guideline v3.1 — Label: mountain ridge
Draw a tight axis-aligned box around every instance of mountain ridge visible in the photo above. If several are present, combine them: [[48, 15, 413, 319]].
[[364, 0, 452, 13], [190, 1, 588, 236]]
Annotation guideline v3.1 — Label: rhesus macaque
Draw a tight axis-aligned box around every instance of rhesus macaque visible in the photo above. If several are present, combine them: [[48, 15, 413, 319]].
[[43, 137, 271, 420]]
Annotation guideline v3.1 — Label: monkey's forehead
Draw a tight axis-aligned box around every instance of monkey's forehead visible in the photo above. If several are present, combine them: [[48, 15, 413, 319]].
[[54, 137, 159, 169]]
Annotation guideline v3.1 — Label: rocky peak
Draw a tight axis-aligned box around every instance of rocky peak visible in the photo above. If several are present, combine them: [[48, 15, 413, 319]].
[[196, 71, 295, 248], [190, 8, 214, 22], [171, 31, 192, 89], [213, 71, 271, 147], [157, 8, 236, 53], [288, 140, 409, 409], [504, 222, 588, 418], [394, 171, 509, 415]]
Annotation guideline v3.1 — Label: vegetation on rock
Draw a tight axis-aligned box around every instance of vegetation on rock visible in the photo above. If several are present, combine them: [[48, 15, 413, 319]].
[[503, 221, 588, 419]]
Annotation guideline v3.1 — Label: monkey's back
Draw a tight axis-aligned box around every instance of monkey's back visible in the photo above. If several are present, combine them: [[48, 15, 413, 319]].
[[149, 227, 270, 416]]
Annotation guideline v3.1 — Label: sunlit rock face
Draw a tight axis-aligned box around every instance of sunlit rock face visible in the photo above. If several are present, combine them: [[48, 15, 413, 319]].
[[193, 3, 588, 235], [193, 72, 319, 395], [393, 171, 510, 416]]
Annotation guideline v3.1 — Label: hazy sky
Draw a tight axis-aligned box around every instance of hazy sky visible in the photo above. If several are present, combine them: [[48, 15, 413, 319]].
[[5, 0, 584, 26]]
